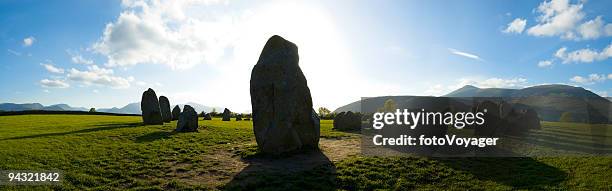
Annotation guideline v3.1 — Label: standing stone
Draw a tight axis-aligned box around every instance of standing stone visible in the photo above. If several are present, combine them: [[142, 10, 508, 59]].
[[222, 108, 231, 121], [236, 114, 242, 121], [176, 105, 198, 132], [250, 35, 320, 155], [203, 113, 212, 120], [333, 111, 361, 131], [159, 96, 172, 123], [141, 88, 163, 125], [171, 105, 181, 121]]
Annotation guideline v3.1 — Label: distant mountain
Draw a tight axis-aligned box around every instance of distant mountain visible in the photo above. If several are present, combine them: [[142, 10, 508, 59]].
[[333, 84, 610, 123], [445, 84, 606, 101], [97, 102, 225, 115], [98, 102, 141, 114], [0, 103, 88, 112], [1, 101, 225, 115]]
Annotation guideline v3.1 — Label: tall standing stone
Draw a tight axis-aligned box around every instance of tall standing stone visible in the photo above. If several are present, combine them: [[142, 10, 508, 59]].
[[159, 96, 172, 123], [222, 108, 231, 121], [176, 105, 198, 132], [141, 88, 163, 125], [171, 105, 181, 121], [250, 35, 320, 155]]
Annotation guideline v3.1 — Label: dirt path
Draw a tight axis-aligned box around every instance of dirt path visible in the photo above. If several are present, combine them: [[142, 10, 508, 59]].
[[165, 137, 361, 189]]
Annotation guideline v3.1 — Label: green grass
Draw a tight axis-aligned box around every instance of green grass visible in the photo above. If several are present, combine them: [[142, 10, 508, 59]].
[[0, 115, 610, 190]]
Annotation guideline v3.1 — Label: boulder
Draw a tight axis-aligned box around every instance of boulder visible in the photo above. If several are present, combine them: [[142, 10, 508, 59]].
[[475, 100, 501, 136], [140, 88, 163, 125], [176, 105, 198, 132], [333, 111, 362, 131], [502, 104, 541, 135], [222, 108, 231, 121], [236, 114, 242, 121], [203, 113, 212, 120], [159, 96, 172, 123], [250, 35, 320, 155], [171, 105, 181, 121]]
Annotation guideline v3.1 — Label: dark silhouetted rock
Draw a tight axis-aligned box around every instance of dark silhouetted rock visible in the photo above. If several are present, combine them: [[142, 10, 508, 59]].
[[502, 104, 541, 135], [333, 111, 362, 131], [475, 100, 501, 136], [203, 113, 212, 120], [176, 105, 198, 132], [171, 105, 180, 121], [159, 96, 172, 123], [236, 114, 242, 121], [141, 88, 163, 125], [222, 108, 231, 121], [250, 35, 320, 155]]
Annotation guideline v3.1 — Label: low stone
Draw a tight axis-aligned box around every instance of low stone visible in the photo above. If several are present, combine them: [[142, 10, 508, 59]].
[[333, 111, 362, 131], [235, 114, 242, 121], [203, 113, 212, 120], [176, 105, 198, 132], [222, 108, 231, 121]]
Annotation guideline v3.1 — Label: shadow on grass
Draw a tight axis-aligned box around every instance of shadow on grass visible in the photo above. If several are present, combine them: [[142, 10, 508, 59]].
[[0, 122, 143, 140], [224, 149, 337, 191], [436, 157, 567, 189], [135, 131, 177, 143]]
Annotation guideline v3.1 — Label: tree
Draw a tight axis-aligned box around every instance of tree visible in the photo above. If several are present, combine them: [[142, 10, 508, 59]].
[[89, 108, 96, 112], [318, 107, 331, 118], [559, 112, 573, 122], [378, 99, 397, 112]]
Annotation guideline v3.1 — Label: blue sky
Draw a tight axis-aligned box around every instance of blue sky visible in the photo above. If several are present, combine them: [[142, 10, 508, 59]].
[[1, 0, 610, 112]]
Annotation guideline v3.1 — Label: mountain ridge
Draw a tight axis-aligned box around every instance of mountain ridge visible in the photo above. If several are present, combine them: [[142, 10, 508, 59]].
[[0, 102, 224, 115]]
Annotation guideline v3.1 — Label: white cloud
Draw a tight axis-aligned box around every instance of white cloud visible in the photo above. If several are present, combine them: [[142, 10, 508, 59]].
[[71, 54, 94, 65], [578, 16, 605, 39], [554, 43, 612, 63], [425, 77, 530, 96], [424, 84, 447, 96], [537, 60, 553, 68], [23, 36, 35, 47], [7, 49, 21, 56], [448, 48, 483, 61], [91, 0, 236, 69], [41, 62, 64, 74], [456, 77, 528, 89], [606, 23, 612, 36], [503, 18, 527, 34], [67, 65, 133, 89], [87, 0, 359, 111], [595, 91, 608, 97], [40, 79, 70, 88], [608, 73, 612, 80], [570, 73, 609, 85], [526, 0, 612, 40]]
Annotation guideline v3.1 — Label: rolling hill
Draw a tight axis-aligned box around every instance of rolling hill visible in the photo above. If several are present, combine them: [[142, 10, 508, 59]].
[[1, 102, 225, 115], [333, 84, 610, 123]]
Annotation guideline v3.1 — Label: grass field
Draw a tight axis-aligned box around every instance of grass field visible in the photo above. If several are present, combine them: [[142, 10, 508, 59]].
[[0, 115, 610, 190]]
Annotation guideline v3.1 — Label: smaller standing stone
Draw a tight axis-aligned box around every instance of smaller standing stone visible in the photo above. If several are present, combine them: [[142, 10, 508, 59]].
[[159, 96, 172, 123], [222, 108, 231, 121], [176, 105, 198, 132], [203, 113, 212, 120], [236, 114, 242, 121], [171, 105, 181, 121]]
